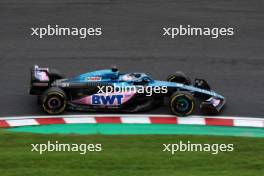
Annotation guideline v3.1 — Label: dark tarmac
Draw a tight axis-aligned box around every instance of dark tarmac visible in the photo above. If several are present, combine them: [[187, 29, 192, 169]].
[[0, 0, 263, 117]]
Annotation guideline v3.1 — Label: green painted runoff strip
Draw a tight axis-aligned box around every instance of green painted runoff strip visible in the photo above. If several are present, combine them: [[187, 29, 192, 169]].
[[6, 124, 264, 137]]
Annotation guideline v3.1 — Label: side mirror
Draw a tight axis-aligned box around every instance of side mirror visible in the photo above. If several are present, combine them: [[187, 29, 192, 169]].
[[194, 78, 211, 91]]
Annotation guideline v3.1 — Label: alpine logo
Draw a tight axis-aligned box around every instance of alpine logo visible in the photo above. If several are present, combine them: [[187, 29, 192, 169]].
[[92, 95, 123, 105]]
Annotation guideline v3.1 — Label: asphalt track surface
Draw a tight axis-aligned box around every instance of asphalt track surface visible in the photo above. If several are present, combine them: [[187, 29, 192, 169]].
[[0, 0, 263, 117]]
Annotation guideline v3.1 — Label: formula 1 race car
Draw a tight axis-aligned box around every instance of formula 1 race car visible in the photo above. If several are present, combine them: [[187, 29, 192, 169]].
[[29, 65, 226, 116]]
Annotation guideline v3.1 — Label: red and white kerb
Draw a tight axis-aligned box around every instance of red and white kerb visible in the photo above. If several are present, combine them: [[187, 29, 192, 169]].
[[0, 115, 264, 128]]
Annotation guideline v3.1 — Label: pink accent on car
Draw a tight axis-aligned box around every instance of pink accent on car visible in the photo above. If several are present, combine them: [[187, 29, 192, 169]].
[[35, 70, 49, 81], [72, 95, 92, 105]]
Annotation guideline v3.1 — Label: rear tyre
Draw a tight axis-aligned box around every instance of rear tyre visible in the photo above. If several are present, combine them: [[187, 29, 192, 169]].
[[170, 91, 195, 116], [41, 87, 67, 114], [167, 72, 191, 85]]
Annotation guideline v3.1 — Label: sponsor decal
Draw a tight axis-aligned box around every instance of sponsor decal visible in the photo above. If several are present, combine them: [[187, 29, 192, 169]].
[[92, 95, 123, 105], [86, 77, 101, 81], [60, 83, 70, 87]]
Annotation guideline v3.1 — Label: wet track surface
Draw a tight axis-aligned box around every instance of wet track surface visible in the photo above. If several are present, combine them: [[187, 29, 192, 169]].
[[0, 0, 263, 117]]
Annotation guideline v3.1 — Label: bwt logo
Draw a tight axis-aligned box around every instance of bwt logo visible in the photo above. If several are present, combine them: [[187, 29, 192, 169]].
[[92, 95, 123, 105]]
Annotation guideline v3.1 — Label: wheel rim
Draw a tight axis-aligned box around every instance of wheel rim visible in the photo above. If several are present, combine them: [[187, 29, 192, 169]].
[[175, 98, 189, 112], [47, 97, 62, 109], [43, 94, 65, 114], [171, 94, 194, 116]]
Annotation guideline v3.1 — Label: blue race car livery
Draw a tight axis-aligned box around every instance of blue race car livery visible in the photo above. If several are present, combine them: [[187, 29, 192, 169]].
[[29, 65, 225, 116]]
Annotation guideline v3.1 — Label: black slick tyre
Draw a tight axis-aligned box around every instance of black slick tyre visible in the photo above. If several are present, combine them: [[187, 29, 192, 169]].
[[167, 72, 191, 85], [41, 87, 67, 114], [170, 91, 195, 116]]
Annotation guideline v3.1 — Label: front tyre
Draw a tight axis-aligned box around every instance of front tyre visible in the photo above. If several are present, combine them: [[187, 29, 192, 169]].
[[41, 87, 66, 114], [167, 72, 191, 85], [170, 91, 195, 116]]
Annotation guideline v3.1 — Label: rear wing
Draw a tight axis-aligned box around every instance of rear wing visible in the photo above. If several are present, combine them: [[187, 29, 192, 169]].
[[29, 65, 51, 95]]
